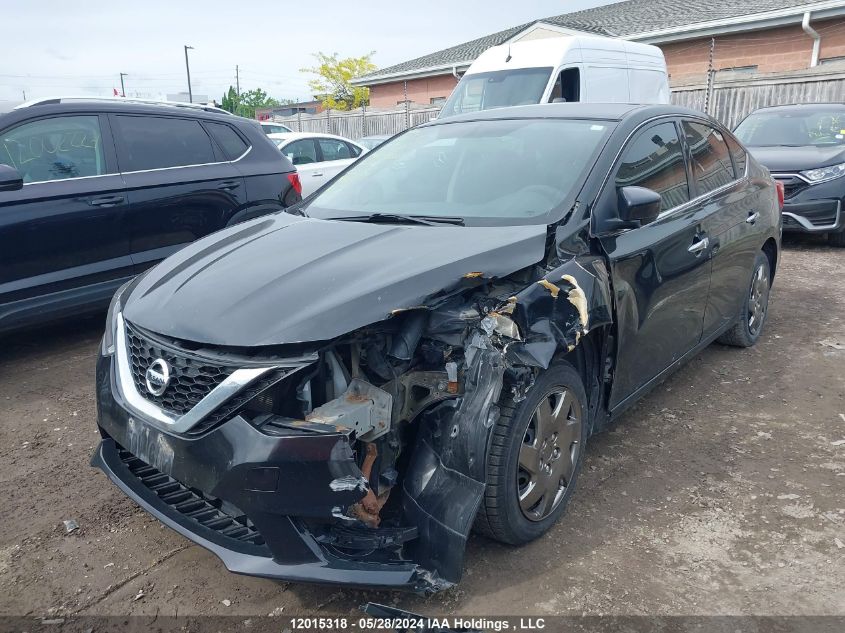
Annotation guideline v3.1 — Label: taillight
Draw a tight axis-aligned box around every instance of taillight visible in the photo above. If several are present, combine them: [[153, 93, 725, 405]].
[[287, 172, 302, 196]]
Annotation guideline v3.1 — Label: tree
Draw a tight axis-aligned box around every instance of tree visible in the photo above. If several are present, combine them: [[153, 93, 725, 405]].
[[220, 86, 239, 114], [235, 88, 282, 119], [301, 52, 377, 111]]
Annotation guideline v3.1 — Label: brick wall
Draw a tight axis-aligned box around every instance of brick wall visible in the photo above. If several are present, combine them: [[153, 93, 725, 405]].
[[369, 74, 460, 108], [663, 18, 845, 85], [366, 18, 845, 105]]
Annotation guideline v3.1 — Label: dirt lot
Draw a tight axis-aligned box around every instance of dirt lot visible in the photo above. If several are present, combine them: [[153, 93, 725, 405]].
[[0, 235, 843, 619]]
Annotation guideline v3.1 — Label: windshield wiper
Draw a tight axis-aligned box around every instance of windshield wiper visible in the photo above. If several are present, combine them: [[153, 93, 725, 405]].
[[328, 213, 465, 226]]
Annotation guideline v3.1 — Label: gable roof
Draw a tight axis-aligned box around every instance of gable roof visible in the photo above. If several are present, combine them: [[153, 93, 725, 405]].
[[356, 0, 838, 85]]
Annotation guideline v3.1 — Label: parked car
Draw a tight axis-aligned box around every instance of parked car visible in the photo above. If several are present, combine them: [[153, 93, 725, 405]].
[[92, 103, 779, 594], [260, 121, 293, 135], [438, 36, 669, 119], [358, 134, 392, 150], [0, 97, 301, 333], [269, 132, 365, 196], [734, 103, 845, 246]]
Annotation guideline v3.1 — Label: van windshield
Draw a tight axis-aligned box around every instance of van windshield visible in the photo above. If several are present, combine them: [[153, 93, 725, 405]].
[[439, 67, 553, 118]]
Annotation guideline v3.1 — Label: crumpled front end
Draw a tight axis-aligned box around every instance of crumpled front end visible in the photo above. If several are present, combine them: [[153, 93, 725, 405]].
[[92, 254, 612, 592]]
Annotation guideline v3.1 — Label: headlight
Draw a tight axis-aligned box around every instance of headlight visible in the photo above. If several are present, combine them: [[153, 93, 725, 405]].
[[800, 162, 845, 184], [101, 279, 134, 356]]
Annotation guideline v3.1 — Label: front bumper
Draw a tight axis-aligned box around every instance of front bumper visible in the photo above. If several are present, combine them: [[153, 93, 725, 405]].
[[92, 353, 431, 591], [773, 173, 845, 234]]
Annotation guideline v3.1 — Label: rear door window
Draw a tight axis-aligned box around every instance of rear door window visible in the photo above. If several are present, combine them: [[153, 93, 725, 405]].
[[114, 115, 216, 172], [205, 122, 249, 160], [317, 138, 352, 161], [1, 115, 106, 183], [724, 133, 748, 177], [615, 121, 690, 211], [682, 121, 735, 195]]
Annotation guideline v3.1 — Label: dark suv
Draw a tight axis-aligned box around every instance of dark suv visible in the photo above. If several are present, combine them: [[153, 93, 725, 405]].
[[734, 103, 845, 245], [0, 97, 301, 332]]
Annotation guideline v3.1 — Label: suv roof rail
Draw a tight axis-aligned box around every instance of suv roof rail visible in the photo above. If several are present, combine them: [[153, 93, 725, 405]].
[[13, 96, 234, 116]]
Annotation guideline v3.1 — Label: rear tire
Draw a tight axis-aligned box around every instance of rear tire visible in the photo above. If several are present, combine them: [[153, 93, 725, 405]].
[[476, 361, 588, 545], [828, 229, 845, 247], [717, 251, 771, 348]]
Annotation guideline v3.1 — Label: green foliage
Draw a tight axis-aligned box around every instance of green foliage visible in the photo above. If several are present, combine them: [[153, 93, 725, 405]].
[[301, 52, 377, 111], [221, 86, 293, 118]]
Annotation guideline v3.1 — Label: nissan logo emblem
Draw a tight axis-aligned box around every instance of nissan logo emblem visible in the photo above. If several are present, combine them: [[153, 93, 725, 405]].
[[145, 358, 171, 396]]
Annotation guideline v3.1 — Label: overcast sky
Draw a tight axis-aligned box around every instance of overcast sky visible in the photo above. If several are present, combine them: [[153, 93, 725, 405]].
[[2, 0, 620, 104]]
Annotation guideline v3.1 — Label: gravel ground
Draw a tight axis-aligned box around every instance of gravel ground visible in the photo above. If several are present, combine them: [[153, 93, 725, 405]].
[[0, 235, 843, 619]]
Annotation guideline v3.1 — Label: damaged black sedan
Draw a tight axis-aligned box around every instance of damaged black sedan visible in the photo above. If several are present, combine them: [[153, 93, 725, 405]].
[[92, 103, 781, 593]]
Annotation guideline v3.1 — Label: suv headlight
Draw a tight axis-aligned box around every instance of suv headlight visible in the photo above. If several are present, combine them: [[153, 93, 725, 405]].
[[101, 279, 134, 356], [800, 162, 845, 184]]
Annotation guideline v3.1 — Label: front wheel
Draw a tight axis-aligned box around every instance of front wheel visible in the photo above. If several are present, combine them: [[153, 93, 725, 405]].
[[717, 250, 771, 347], [475, 361, 588, 545]]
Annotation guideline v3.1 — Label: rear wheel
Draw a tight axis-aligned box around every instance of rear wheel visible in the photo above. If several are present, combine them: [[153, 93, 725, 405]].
[[717, 251, 771, 347], [476, 361, 588, 545]]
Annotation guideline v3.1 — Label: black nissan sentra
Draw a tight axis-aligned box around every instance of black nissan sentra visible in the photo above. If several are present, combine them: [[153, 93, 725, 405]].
[[93, 103, 780, 592]]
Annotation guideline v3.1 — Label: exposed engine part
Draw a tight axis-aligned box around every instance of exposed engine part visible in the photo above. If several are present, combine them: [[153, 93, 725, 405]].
[[305, 378, 392, 440], [389, 311, 429, 361]]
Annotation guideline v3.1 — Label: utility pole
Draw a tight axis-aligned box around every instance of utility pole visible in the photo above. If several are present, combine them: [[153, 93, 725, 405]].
[[235, 65, 240, 97], [184, 45, 194, 103], [704, 37, 716, 116], [119, 73, 128, 97]]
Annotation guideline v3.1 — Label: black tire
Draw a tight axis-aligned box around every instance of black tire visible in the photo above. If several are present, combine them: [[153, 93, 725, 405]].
[[717, 250, 771, 347], [476, 361, 588, 545], [829, 229, 845, 247]]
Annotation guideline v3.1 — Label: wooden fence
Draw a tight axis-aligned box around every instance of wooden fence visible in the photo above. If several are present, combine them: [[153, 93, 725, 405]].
[[273, 67, 845, 138]]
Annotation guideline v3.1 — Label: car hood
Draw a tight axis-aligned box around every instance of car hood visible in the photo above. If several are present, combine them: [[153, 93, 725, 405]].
[[123, 213, 548, 347], [746, 144, 845, 172]]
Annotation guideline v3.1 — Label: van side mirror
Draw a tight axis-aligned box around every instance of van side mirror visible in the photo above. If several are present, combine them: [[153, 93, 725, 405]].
[[0, 164, 23, 192]]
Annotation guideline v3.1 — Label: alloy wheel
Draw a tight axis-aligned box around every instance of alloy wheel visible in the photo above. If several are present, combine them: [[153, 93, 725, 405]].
[[748, 263, 770, 337]]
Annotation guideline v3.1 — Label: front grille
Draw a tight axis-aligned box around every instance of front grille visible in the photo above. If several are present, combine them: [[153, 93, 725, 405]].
[[119, 445, 267, 547], [772, 174, 808, 200], [126, 322, 237, 415]]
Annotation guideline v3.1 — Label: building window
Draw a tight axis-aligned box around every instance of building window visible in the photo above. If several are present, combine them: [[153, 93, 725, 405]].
[[820, 56, 845, 65], [430, 96, 447, 106]]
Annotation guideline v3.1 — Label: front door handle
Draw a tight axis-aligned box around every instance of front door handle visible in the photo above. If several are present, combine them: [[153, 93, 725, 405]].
[[217, 180, 241, 190], [688, 236, 709, 255], [311, 172, 324, 177], [746, 211, 760, 224], [89, 195, 125, 207]]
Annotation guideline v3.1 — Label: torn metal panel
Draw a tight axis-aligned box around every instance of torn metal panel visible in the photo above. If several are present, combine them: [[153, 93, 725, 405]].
[[504, 256, 613, 368]]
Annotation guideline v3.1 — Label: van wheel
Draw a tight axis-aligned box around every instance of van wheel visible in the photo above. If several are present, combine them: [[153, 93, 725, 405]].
[[717, 251, 770, 347], [475, 361, 587, 545]]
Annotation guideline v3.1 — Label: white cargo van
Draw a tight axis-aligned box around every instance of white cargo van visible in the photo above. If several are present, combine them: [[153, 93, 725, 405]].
[[438, 36, 670, 118]]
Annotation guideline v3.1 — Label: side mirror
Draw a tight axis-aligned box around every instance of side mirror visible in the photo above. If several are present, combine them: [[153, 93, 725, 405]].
[[617, 186, 662, 227], [0, 164, 23, 192]]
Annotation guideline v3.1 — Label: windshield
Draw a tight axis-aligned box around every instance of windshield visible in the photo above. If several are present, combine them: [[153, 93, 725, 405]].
[[439, 67, 553, 118], [734, 108, 845, 147], [304, 118, 612, 226]]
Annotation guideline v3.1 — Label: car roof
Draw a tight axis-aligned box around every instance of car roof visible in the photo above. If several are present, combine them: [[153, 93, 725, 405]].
[[747, 102, 845, 114], [427, 102, 706, 125], [268, 132, 362, 145], [3, 98, 241, 123]]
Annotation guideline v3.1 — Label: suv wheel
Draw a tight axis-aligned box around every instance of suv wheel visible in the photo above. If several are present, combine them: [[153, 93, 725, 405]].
[[828, 229, 845, 247], [475, 361, 588, 545], [717, 251, 771, 347]]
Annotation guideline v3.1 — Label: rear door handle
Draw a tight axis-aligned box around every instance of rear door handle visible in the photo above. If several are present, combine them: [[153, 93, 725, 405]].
[[311, 172, 324, 177], [89, 195, 124, 207], [688, 236, 709, 255], [746, 211, 760, 224], [217, 180, 241, 190]]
